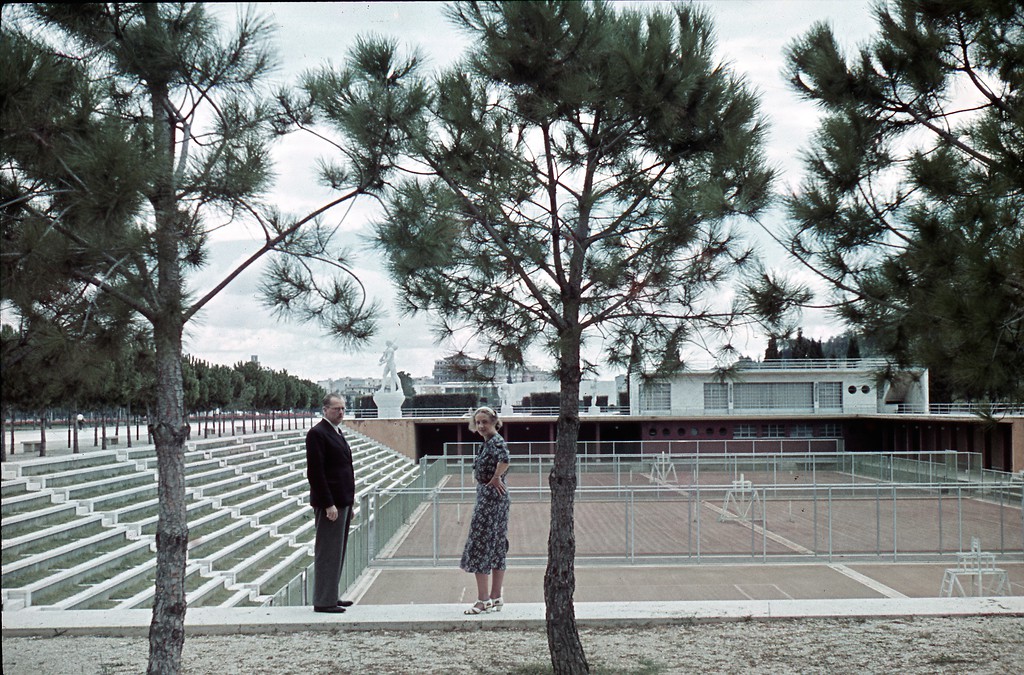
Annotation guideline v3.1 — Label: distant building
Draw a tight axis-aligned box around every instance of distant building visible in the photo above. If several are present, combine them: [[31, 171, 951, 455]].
[[432, 355, 497, 383], [318, 376, 381, 401], [630, 358, 928, 417]]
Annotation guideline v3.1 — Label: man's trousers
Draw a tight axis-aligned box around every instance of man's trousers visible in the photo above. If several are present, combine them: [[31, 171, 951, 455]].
[[312, 505, 352, 607]]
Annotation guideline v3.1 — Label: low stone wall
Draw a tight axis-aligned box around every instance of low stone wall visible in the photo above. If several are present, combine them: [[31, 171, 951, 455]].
[[344, 418, 417, 460]]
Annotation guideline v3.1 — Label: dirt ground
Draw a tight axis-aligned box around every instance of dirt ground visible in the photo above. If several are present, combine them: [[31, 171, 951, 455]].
[[4, 615, 1024, 674]]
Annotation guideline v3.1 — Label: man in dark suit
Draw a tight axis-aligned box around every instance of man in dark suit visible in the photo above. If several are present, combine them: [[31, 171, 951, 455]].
[[306, 393, 356, 613]]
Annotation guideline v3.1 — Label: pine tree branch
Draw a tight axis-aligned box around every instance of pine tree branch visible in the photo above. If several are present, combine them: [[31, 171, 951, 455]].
[[882, 92, 996, 168], [425, 156, 568, 330], [953, 18, 1013, 116], [184, 186, 364, 320]]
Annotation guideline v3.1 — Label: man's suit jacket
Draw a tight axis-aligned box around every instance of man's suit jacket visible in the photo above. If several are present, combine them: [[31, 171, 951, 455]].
[[305, 419, 356, 509]]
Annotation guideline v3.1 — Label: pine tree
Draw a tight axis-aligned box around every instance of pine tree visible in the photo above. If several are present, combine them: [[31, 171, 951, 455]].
[[303, 2, 774, 670], [782, 0, 1024, 401], [1, 4, 412, 671]]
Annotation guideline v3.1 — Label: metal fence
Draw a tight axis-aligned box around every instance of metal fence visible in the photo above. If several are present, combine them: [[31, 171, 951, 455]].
[[380, 481, 1022, 565], [373, 451, 1022, 566], [440, 449, 996, 487], [270, 452, 1021, 605], [442, 438, 847, 458], [268, 458, 448, 607]]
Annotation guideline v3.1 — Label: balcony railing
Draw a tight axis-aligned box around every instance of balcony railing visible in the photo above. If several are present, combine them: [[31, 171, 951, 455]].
[[344, 402, 1022, 419]]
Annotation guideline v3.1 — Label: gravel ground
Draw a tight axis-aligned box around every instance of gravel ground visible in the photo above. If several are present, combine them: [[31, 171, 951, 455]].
[[3, 616, 1023, 674]]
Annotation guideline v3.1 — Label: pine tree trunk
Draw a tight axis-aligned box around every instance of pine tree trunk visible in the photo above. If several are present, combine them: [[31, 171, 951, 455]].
[[147, 324, 189, 674], [544, 331, 589, 674], [38, 412, 46, 457], [146, 27, 191, 670]]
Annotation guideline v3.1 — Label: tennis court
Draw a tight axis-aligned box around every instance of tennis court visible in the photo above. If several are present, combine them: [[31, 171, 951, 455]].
[[353, 453, 1023, 606], [372, 453, 1023, 564]]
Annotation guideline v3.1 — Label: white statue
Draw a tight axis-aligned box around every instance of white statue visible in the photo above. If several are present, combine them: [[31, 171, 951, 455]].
[[378, 340, 401, 392], [498, 382, 514, 415]]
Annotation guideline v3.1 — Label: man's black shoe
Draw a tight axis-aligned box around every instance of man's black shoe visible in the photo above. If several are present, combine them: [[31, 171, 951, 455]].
[[337, 600, 354, 607], [314, 605, 346, 614]]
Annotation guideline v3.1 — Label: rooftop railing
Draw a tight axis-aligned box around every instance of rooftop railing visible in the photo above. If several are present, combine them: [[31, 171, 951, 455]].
[[732, 357, 894, 370], [346, 401, 1021, 419]]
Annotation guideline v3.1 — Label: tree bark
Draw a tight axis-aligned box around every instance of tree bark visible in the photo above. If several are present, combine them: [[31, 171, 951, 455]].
[[544, 328, 589, 674], [147, 322, 189, 674], [146, 20, 191, 669], [38, 412, 46, 457]]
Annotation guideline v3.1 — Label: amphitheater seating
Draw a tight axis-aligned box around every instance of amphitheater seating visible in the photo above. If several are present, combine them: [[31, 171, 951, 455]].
[[1, 425, 419, 611]]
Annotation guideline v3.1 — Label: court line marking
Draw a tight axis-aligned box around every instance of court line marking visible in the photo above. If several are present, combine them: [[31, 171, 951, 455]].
[[734, 584, 796, 601], [827, 563, 907, 598], [701, 500, 815, 555]]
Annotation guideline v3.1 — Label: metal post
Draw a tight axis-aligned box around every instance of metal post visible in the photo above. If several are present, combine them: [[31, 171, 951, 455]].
[[627, 488, 634, 562], [688, 488, 693, 558], [695, 483, 701, 563], [432, 489, 440, 566], [891, 484, 898, 562], [751, 488, 756, 558], [827, 486, 833, 562], [999, 485, 1005, 553], [363, 492, 373, 565], [813, 484, 818, 556], [875, 484, 881, 556], [957, 486, 964, 552], [762, 488, 767, 562]]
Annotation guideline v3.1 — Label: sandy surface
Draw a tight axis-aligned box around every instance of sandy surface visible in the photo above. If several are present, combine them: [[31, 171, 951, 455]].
[[3, 616, 1023, 674]]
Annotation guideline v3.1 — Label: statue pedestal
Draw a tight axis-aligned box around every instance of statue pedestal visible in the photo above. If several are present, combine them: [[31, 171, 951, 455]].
[[500, 403, 514, 417], [372, 389, 405, 419]]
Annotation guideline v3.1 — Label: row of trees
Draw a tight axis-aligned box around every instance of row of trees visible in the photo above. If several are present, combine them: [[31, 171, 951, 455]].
[[764, 330, 869, 362], [2, 2, 1019, 673], [1, 317, 323, 458], [183, 357, 323, 416]]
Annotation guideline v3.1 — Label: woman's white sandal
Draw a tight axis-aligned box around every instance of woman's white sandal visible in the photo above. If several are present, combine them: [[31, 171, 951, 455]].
[[464, 599, 492, 615], [490, 597, 504, 612]]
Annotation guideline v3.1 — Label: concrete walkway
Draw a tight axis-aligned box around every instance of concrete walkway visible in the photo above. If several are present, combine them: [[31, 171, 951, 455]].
[[3, 596, 1022, 637]]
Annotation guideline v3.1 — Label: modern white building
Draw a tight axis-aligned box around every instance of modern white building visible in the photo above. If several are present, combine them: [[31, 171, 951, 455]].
[[630, 358, 929, 417]]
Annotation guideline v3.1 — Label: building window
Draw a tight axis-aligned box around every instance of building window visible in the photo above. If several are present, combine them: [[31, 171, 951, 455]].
[[762, 424, 786, 438], [703, 383, 728, 410], [733, 382, 813, 410], [817, 382, 843, 410], [734, 424, 757, 439], [819, 423, 842, 437], [790, 424, 814, 438], [639, 380, 671, 411]]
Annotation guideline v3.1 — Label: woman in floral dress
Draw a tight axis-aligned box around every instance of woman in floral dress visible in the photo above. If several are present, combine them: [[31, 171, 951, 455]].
[[460, 406, 510, 614]]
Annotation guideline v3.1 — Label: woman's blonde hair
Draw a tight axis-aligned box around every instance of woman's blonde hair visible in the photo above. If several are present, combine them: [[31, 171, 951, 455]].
[[469, 406, 502, 431]]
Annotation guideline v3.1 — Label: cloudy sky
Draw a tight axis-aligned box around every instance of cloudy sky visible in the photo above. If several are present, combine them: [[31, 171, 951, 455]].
[[186, 0, 881, 383]]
